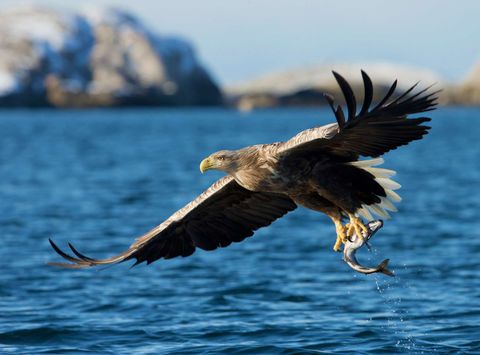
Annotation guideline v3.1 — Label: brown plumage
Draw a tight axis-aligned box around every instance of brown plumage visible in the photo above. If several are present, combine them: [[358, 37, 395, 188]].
[[49, 71, 438, 268]]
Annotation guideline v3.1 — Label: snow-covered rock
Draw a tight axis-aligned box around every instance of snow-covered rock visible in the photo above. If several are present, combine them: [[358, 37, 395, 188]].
[[0, 6, 222, 107]]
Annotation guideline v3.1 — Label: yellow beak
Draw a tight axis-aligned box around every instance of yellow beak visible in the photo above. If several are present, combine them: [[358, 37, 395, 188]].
[[199, 157, 213, 173]]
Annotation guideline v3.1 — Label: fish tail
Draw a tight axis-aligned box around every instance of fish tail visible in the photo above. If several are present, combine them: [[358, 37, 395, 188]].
[[378, 258, 394, 277]]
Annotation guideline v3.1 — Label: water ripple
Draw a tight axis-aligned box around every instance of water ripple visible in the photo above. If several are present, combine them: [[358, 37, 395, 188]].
[[0, 108, 478, 353]]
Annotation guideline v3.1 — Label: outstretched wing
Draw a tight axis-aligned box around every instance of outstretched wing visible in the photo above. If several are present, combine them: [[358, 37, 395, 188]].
[[278, 70, 439, 161], [49, 176, 297, 268]]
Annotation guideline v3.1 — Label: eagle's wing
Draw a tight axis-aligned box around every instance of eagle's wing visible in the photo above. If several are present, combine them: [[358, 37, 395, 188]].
[[49, 176, 297, 268], [277, 70, 439, 160]]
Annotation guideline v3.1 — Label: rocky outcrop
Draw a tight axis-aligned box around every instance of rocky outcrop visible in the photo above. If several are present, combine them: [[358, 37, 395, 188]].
[[227, 63, 446, 110], [441, 63, 480, 106], [0, 6, 222, 107]]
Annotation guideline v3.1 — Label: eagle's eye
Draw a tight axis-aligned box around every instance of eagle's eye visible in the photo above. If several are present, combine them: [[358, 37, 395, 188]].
[[217, 155, 225, 161]]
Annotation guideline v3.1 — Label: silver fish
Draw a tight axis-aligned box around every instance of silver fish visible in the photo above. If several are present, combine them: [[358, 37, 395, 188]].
[[343, 220, 394, 276]]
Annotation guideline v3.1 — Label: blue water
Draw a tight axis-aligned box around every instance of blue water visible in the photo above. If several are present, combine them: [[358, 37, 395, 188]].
[[0, 107, 478, 354]]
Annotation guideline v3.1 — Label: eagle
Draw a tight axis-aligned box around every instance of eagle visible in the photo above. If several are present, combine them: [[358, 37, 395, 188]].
[[49, 71, 438, 268]]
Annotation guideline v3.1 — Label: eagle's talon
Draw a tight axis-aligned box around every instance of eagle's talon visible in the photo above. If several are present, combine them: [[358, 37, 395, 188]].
[[346, 216, 368, 239]]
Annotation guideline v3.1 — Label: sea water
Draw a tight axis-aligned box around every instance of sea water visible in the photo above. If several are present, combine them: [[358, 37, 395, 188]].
[[0, 107, 478, 354]]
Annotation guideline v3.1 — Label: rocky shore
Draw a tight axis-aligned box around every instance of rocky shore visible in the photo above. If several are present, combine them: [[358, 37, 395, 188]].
[[440, 63, 480, 106]]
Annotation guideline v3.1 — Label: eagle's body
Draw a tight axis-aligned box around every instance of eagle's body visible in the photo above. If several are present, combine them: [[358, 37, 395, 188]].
[[50, 71, 438, 268]]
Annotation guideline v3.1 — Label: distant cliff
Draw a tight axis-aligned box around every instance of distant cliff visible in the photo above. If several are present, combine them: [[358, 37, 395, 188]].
[[0, 6, 222, 107], [226, 63, 447, 110], [441, 63, 480, 106]]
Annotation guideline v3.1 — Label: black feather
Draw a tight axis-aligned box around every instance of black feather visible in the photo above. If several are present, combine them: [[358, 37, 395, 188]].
[[332, 71, 357, 121], [324, 93, 336, 114], [187, 226, 217, 251], [323, 93, 346, 127], [371, 79, 397, 111], [387, 81, 420, 106], [335, 105, 346, 127], [68, 243, 96, 262], [359, 70, 373, 116], [49, 238, 82, 263]]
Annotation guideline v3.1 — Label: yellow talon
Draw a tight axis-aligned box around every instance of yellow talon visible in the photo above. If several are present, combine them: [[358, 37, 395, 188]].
[[346, 215, 368, 239]]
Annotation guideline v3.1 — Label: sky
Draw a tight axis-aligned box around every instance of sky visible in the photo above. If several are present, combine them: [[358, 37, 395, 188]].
[[1, 0, 479, 84]]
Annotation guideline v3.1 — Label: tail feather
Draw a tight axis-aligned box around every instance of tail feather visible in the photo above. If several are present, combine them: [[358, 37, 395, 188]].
[[385, 189, 402, 202], [379, 197, 397, 212], [363, 167, 396, 178], [378, 258, 394, 277], [376, 178, 401, 190], [357, 206, 373, 220], [349, 157, 384, 167], [368, 204, 391, 219], [349, 157, 401, 220]]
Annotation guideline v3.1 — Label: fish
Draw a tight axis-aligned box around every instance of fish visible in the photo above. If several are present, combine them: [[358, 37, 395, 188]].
[[343, 219, 394, 276]]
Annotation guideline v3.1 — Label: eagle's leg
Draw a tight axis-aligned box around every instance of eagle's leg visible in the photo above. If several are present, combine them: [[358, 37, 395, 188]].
[[345, 213, 368, 239], [290, 194, 348, 251], [327, 211, 347, 252], [333, 222, 347, 252]]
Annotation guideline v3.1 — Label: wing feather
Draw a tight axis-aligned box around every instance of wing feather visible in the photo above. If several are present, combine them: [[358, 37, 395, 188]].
[[359, 70, 373, 116], [332, 71, 357, 121], [371, 79, 398, 112], [278, 71, 438, 160], [49, 176, 297, 268]]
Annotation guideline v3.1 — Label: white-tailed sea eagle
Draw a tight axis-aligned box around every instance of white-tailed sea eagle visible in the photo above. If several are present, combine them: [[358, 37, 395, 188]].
[[49, 71, 438, 268]]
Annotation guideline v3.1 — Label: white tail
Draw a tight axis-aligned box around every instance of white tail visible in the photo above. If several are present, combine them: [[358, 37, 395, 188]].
[[349, 157, 401, 220]]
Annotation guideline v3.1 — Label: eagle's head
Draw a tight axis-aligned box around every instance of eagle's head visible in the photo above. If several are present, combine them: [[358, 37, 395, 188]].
[[199, 150, 239, 173]]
